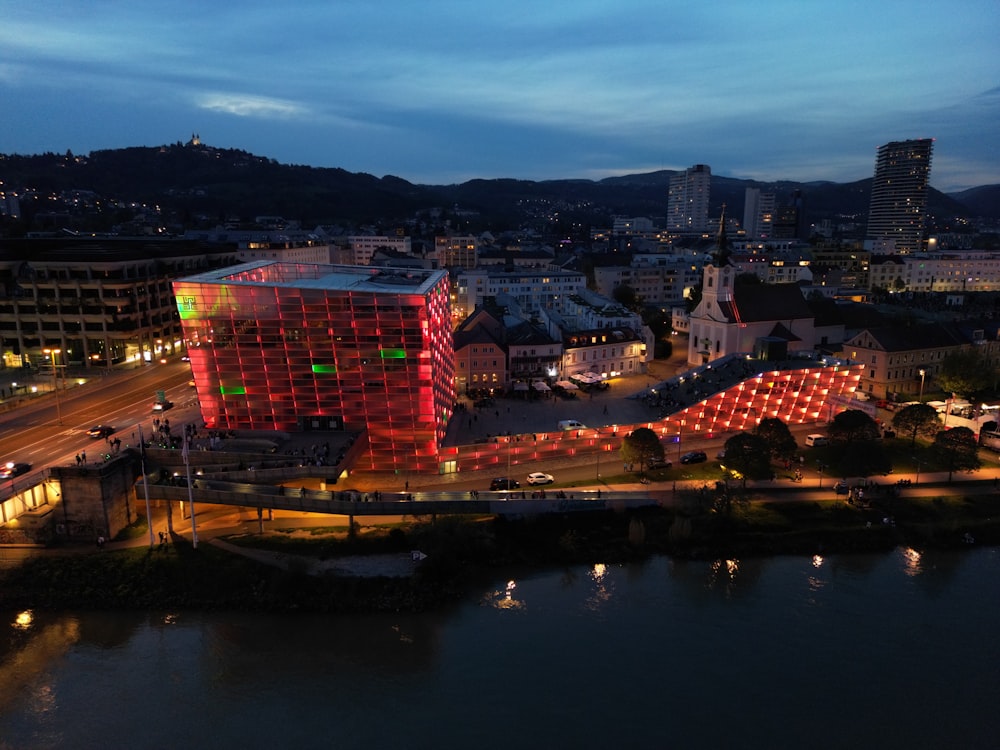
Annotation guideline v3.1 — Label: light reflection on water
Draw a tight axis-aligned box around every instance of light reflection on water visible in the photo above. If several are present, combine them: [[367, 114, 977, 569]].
[[0, 548, 998, 750]]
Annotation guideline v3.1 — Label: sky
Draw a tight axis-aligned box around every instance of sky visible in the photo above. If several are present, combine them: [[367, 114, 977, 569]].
[[1, 1, 999, 192]]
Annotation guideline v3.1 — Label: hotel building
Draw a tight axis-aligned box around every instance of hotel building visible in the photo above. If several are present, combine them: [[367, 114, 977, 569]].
[[173, 261, 455, 473]]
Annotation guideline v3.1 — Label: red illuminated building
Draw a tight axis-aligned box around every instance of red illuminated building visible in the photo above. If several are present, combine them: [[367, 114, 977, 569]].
[[173, 262, 455, 473]]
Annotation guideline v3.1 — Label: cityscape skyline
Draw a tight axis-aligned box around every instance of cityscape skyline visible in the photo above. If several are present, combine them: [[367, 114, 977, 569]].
[[2, 1, 999, 192]]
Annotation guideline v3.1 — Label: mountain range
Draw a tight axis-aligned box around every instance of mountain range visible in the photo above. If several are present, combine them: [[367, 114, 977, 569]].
[[1, 143, 998, 234]]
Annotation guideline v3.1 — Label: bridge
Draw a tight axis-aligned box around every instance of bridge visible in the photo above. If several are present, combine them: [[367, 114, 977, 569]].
[[141, 478, 660, 517]]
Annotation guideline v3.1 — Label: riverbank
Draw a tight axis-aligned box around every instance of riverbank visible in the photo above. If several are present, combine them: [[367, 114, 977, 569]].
[[1, 490, 997, 614]]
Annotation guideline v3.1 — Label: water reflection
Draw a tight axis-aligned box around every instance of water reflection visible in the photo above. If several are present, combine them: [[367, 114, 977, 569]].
[[481, 579, 525, 610], [583, 563, 614, 612]]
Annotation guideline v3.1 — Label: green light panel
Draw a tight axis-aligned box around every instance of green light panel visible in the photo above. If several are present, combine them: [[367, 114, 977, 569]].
[[219, 384, 246, 395], [380, 348, 406, 359], [312, 364, 337, 373]]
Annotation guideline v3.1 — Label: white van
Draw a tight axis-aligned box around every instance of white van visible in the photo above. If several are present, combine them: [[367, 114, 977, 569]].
[[805, 434, 829, 447], [558, 420, 587, 431]]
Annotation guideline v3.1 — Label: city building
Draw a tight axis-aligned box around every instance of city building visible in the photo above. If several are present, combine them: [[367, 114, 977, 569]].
[[666, 164, 711, 234], [434, 235, 478, 269], [687, 263, 816, 366], [0, 237, 239, 369], [742, 188, 775, 240], [592, 259, 701, 306], [452, 268, 587, 323], [561, 327, 645, 379], [865, 138, 934, 254], [173, 261, 456, 473], [842, 322, 998, 400], [452, 308, 507, 394], [348, 235, 412, 265]]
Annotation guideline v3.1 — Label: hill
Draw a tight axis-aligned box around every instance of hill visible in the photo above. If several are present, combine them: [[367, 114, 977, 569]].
[[0, 143, 996, 235]]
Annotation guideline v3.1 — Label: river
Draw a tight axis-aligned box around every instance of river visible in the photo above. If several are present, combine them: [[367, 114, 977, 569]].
[[1, 547, 998, 749]]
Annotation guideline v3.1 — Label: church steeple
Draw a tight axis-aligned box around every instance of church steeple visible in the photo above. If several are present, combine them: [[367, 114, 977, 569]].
[[714, 203, 731, 267]]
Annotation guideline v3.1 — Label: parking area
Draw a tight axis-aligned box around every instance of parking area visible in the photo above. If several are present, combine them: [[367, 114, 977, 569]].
[[442, 356, 687, 448]]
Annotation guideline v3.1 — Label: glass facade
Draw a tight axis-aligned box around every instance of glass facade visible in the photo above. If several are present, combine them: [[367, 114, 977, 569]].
[[173, 262, 455, 473]]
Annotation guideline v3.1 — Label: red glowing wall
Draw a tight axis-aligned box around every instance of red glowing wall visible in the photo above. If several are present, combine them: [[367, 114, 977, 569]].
[[173, 264, 455, 473]]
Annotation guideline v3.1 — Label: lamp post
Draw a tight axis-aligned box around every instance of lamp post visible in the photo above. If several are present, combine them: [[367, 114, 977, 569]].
[[817, 461, 824, 489], [42, 347, 63, 425], [919, 369, 926, 403]]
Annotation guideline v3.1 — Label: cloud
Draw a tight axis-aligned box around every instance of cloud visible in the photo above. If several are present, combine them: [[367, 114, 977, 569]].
[[195, 93, 310, 120]]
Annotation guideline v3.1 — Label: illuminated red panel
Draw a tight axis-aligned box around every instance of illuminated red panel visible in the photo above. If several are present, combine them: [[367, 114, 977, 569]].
[[173, 263, 456, 473]]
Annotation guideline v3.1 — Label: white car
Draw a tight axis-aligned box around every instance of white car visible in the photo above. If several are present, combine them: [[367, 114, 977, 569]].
[[527, 472, 554, 485]]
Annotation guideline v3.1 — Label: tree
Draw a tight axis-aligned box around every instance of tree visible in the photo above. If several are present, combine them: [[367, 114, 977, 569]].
[[936, 350, 994, 400], [930, 426, 981, 481], [612, 283, 639, 310], [620, 427, 663, 473], [892, 403, 941, 447], [828, 409, 891, 477], [828, 409, 881, 444], [722, 432, 772, 487], [754, 417, 797, 460]]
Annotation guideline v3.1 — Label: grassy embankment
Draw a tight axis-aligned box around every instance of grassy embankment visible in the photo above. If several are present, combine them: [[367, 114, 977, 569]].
[[2, 481, 996, 614]]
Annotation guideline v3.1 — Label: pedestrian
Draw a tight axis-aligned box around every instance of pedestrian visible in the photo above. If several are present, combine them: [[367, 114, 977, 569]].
[[96, 535, 105, 549], [81, 450, 86, 463]]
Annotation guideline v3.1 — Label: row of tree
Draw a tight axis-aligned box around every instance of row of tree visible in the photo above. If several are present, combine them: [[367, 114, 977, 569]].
[[619, 406, 982, 485]]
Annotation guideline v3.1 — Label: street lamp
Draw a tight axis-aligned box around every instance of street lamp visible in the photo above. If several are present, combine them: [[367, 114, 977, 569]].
[[817, 461, 824, 489], [42, 348, 63, 425], [919, 369, 926, 403]]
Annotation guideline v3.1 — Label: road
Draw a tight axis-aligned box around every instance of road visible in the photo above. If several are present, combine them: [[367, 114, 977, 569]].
[[0, 361, 201, 487]]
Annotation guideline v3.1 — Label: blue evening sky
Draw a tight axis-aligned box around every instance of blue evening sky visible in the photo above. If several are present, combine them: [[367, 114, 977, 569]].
[[1, 0, 998, 191]]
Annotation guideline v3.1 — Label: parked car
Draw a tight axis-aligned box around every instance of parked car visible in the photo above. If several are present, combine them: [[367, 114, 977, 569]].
[[526, 472, 554, 485], [87, 425, 115, 439], [648, 457, 672, 469], [680, 451, 707, 464], [490, 477, 520, 491], [834, 480, 849, 495], [0, 462, 31, 479]]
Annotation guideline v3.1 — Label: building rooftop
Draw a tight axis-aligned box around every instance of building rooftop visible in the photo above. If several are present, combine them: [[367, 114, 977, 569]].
[[179, 260, 447, 295]]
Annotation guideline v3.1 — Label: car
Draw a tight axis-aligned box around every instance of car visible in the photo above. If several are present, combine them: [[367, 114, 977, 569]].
[[87, 425, 115, 439], [489, 477, 520, 491], [680, 451, 707, 464], [716, 449, 727, 460], [834, 480, 849, 495], [526, 472, 554, 485], [0, 461, 31, 479], [648, 457, 672, 469], [152, 400, 173, 412]]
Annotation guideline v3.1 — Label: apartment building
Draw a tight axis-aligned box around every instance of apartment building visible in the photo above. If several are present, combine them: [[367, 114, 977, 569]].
[[0, 237, 239, 369]]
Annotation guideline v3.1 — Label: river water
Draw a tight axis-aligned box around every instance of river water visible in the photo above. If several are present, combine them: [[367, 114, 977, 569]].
[[1, 547, 998, 750]]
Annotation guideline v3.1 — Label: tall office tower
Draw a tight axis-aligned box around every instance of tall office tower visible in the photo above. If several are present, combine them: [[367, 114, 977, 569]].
[[173, 261, 456, 473], [667, 164, 711, 233], [742, 187, 775, 239], [866, 138, 934, 254]]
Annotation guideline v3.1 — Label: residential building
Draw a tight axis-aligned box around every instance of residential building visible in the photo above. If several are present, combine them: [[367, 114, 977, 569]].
[[742, 188, 775, 239], [667, 164, 711, 234], [434, 235, 478, 269], [0, 237, 239, 369], [593, 259, 701, 306], [173, 262, 455, 473], [842, 322, 997, 400], [453, 308, 507, 394], [452, 269, 587, 323], [865, 138, 934, 254], [561, 327, 645, 379], [348, 235, 412, 265]]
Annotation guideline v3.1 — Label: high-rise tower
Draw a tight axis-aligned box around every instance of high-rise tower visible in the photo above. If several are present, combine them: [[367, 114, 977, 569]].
[[866, 138, 934, 254], [667, 164, 711, 234]]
